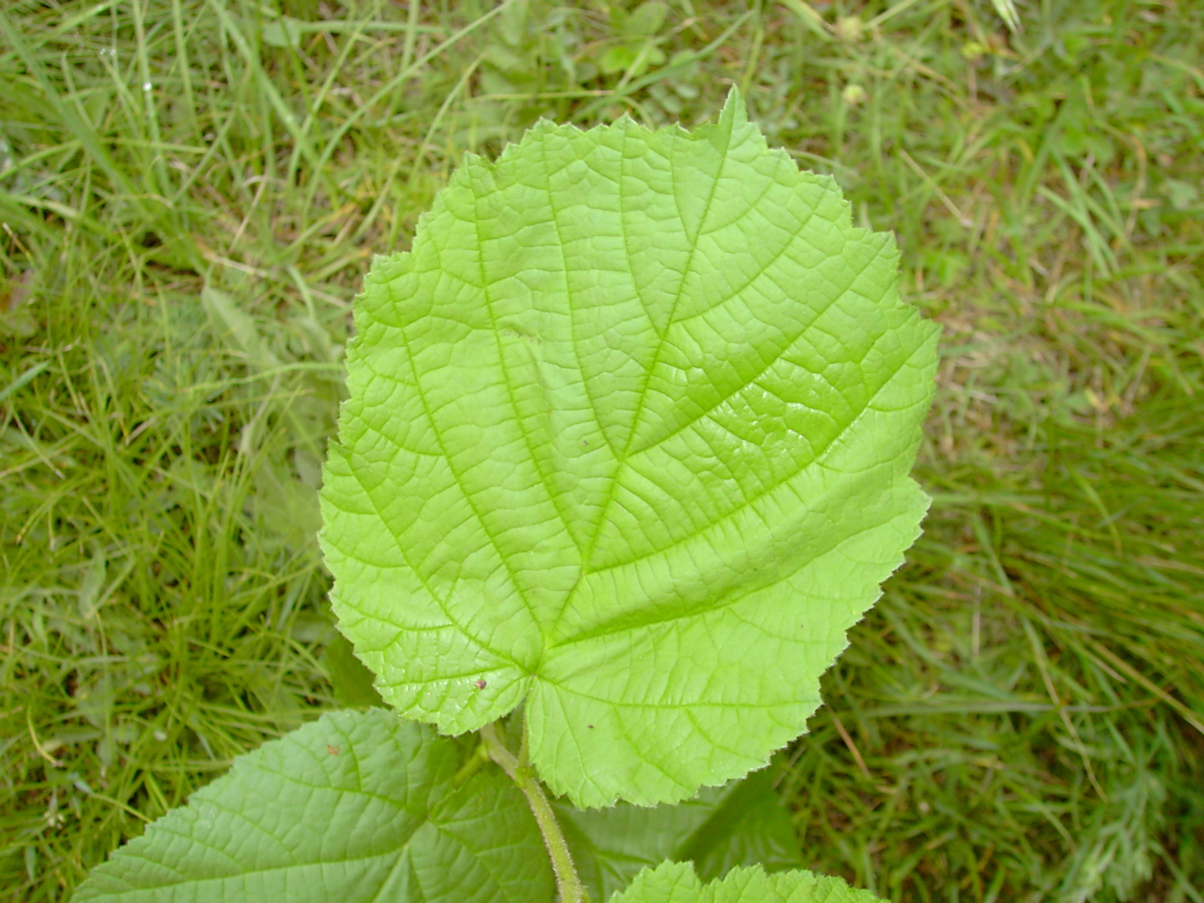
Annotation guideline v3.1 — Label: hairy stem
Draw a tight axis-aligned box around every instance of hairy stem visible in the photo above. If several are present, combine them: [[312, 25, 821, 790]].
[[481, 721, 588, 903]]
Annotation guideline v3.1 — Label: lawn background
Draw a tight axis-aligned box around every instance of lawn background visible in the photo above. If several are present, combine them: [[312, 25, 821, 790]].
[[1, 0, 1202, 900]]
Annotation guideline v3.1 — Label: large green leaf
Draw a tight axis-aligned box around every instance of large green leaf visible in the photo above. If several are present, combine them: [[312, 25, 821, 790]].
[[320, 89, 939, 807], [611, 863, 885, 903], [557, 767, 801, 901], [72, 710, 553, 902]]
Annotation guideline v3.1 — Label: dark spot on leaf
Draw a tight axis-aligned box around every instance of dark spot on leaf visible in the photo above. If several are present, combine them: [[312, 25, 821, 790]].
[[475, 678, 487, 689], [587, 724, 594, 729]]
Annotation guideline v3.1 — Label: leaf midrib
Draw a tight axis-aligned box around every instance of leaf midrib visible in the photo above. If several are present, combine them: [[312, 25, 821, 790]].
[[543, 108, 737, 648]]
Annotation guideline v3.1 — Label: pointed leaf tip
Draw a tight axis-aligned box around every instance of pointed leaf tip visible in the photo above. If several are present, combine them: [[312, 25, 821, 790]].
[[720, 85, 748, 118]]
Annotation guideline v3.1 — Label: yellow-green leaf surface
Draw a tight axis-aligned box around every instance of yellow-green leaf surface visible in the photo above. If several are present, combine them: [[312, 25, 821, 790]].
[[611, 863, 885, 903], [320, 90, 939, 807], [72, 711, 553, 901]]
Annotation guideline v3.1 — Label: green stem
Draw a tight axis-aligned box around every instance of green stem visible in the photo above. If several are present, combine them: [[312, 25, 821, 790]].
[[481, 721, 589, 903], [451, 739, 490, 787]]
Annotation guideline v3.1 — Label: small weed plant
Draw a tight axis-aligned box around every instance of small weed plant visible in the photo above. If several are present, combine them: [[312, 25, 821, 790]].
[[74, 91, 938, 903]]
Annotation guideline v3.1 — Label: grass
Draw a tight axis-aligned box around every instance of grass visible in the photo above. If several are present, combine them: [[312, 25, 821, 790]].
[[1, 0, 1201, 900]]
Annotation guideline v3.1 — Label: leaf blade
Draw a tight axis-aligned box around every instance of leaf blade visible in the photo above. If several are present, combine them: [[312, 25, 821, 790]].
[[610, 862, 885, 903], [72, 710, 552, 902], [320, 89, 939, 807]]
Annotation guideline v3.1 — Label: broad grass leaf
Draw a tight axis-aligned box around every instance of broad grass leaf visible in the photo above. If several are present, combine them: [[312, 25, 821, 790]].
[[72, 710, 552, 902], [319, 89, 939, 807]]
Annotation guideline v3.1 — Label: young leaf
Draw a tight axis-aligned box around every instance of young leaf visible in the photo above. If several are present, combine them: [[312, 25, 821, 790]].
[[610, 862, 885, 902], [72, 710, 553, 902], [320, 89, 939, 807]]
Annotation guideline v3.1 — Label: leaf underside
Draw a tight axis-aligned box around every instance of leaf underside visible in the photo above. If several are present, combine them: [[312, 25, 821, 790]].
[[72, 710, 553, 902], [320, 89, 939, 807]]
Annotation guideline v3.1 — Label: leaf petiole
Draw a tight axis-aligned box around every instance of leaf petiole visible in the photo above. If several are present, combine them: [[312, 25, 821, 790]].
[[451, 738, 491, 787], [481, 720, 589, 903]]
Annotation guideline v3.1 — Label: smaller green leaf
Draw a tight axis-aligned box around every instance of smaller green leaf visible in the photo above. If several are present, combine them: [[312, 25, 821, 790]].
[[610, 862, 886, 903], [616, 0, 669, 37], [77, 550, 108, 620], [681, 768, 801, 882], [200, 285, 281, 373], [555, 768, 800, 901], [598, 41, 666, 75], [322, 630, 386, 708], [258, 16, 303, 48], [73, 710, 552, 902]]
